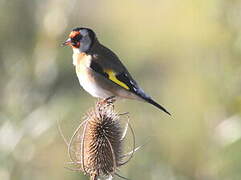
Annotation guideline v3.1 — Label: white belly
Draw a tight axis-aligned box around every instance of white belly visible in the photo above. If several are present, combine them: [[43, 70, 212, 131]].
[[77, 71, 113, 98]]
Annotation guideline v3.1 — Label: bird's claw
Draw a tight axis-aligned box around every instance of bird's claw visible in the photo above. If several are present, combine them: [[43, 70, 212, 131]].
[[98, 96, 116, 107]]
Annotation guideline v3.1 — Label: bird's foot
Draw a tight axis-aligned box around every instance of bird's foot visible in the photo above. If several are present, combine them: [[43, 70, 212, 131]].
[[97, 96, 116, 107]]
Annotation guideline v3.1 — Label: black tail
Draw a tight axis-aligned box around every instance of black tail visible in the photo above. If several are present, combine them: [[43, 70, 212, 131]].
[[143, 97, 171, 116], [129, 85, 171, 115]]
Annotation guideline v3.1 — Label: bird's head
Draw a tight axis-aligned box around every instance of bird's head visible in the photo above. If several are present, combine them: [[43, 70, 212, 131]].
[[62, 27, 96, 53]]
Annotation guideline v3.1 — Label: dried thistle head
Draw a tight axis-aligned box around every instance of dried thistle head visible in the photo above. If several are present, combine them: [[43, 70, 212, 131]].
[[66, 97, 136, 180]]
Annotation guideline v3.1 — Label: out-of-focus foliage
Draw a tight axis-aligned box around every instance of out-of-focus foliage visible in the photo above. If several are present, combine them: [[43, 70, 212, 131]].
[[0, 0, 241, 179]]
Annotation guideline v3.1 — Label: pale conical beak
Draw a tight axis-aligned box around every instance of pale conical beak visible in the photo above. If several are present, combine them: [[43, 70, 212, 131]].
[[61, 38, 71, 46]]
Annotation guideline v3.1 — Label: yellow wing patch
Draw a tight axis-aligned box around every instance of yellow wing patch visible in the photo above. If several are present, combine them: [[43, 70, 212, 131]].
[[105, 70, 130, 90]]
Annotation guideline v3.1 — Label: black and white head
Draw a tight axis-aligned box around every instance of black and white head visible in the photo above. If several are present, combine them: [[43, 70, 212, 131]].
[[62, 27, 96, 53]]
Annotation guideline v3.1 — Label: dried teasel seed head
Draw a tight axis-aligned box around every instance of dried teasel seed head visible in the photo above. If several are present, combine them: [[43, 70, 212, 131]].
[[83, 100, 122, 177], [67, 97, 136, 180]]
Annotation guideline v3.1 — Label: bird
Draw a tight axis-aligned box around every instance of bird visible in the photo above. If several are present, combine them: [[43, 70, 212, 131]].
[[62, 27, 171, 115]]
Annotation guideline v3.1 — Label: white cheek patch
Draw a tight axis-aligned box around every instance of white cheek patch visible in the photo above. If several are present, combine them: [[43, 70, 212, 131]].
[[73, 48, 80, 54], [72, 53, 78, 66], [72, 48, 80, 65], [79, 35, 91, 52]]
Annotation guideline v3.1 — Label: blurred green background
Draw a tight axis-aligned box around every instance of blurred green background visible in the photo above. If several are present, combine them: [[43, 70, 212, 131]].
[[1, 0, 241, 179]]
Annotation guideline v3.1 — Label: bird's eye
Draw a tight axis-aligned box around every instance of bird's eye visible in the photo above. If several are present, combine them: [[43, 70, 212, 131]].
[[71, 34, 82, 42], [71, 34, 82, 47]]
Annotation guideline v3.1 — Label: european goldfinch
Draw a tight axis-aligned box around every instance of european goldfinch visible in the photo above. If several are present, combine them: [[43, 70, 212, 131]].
[[62, 27, 170, 115]]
